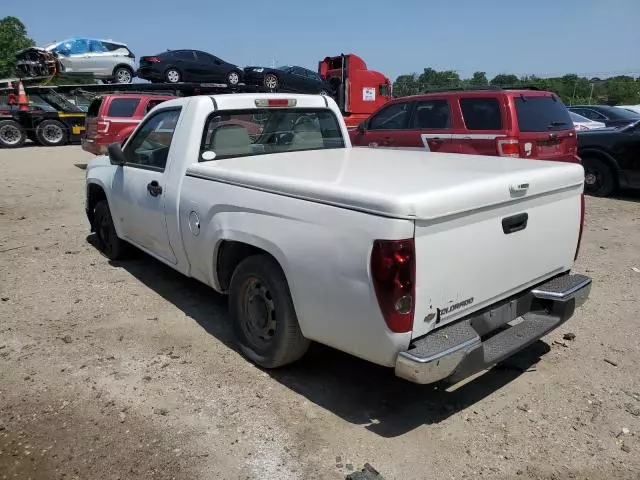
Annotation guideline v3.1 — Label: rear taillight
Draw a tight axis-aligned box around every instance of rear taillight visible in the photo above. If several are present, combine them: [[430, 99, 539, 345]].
[[143, 56, 161, 63], [370, 239, 416, 333], [497, 138, 520, 157], [97, 120, 110, 133], [574, 193, 585, 261]]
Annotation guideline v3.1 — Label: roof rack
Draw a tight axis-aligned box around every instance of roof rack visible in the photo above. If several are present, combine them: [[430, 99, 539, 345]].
[[422, 85, 544, 93]]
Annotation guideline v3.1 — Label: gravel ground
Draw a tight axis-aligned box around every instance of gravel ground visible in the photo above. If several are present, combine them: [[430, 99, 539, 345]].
[[1, 145, 639, 480]]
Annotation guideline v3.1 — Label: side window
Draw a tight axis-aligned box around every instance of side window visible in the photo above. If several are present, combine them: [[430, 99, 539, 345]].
[[145, 99, 168, 114], [460, 98, 503, 130], [368, 102, 410, 130], [88, 40, 107, 53], [581, 109, 605, 121], [123, 109, 181, 170], [107, 98, 141, 117], [411, 99, 452, 129], [176, 51, 195, 61]]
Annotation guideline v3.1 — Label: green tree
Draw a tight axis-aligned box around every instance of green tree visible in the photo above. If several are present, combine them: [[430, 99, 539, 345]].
[[490, 74, 520, 86], [393, 74, 421, 97], [469, 71, 488, 86], [0, 16, 35, 78]]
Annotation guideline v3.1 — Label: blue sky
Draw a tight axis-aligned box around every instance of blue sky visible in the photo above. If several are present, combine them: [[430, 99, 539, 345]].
[[5, 0, 640, 81]]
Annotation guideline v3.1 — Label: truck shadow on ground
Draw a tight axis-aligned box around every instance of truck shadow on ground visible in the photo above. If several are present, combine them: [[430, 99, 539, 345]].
[[91, 235, 549, 438]]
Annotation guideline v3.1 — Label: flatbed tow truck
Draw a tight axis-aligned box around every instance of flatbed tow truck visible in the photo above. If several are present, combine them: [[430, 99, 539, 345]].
[[0, 53, 392, 148]]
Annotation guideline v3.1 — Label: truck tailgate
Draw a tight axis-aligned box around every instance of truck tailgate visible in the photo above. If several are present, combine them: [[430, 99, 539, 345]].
[[411, 184, 583, 339]]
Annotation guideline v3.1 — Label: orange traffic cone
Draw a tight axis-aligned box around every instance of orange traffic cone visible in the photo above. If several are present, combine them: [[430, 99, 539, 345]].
[[17, 81, 29, 111]]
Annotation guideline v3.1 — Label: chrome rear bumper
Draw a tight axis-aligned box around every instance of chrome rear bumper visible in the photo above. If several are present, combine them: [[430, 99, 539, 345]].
[[395, 273, 591, 384]]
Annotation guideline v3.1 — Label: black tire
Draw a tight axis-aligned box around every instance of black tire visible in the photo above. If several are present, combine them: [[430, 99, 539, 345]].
[[582, 156, 615, 197], [35, 120, 67, 147], [264, 73, 278, 91], [318, 89, 329, 96], [0, 119, 27, 148], [113, 66, 133, 84], [165, 68, 181, 84], [229, 255, 309, 369], [227, 70, 241, 86], [92, 200, 127, 260]]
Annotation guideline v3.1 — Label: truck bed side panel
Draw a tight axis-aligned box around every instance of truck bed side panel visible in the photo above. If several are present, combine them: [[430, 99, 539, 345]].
[[179, 175, 415, 367]]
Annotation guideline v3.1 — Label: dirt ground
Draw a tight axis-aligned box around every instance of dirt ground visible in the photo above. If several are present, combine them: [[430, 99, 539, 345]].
[[0, 145, 639, 480]]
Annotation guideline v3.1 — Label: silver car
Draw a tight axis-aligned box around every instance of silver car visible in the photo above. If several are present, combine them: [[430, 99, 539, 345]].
[[15, 37, 136, 83]]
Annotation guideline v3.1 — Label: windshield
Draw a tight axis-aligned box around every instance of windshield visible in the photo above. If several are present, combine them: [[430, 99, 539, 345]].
[[514, 95, 573, 132], [200, 108, 344, 161]]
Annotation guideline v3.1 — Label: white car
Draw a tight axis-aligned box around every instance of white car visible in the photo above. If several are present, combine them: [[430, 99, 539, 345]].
[[84, 93, 591, 384], [15, 37, 136, 83], [569, 110, 605, 131]]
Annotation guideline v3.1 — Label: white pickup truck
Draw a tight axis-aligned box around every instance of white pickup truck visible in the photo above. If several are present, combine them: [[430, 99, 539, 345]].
[[85, 93, 591, 384]]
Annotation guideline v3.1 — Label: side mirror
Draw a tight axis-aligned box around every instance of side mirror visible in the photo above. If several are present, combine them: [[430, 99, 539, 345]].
[[107, 142, 126, 166], [356, 122, 366, 134]]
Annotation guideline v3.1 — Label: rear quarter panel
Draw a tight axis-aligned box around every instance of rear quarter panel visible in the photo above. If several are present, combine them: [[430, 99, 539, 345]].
[[179, 175, 415, 366]]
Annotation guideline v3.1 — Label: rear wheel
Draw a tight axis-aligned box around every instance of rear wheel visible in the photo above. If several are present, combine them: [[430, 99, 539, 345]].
[[264, 73, 278, 91], [229, 255, 309, 368], [582, 156, 615, 197], [0, 120, 27, 148], [35, 120, 67, 147], [227, 70, 240, 86], [113, 66, 133, 84], [165, 68, 181, 83]]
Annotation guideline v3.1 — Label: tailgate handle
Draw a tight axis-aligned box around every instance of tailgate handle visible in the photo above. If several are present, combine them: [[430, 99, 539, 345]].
[[502, 213, 528, 234]]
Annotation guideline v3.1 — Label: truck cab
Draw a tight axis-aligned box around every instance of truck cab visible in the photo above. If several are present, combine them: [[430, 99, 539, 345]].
[[318, 54, 392, 130]]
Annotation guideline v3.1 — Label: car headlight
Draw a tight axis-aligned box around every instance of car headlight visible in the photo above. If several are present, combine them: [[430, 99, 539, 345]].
[[252, 68, 264, 73]]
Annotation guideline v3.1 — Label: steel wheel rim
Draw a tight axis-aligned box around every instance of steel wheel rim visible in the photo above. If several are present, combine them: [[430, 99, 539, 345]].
[[265, 75, 277, 89], [241, 277, 276, 348], [228, 72, 239, 85], [116, 69, 131, 83], [167, 70, 180, 83], [43, 124, 63, 143], [0, 124, 21, 145]]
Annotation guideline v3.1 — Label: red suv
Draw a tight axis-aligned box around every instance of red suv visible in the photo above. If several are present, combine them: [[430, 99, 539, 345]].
[[82, 93, 175, 155], [350, 87, 580, 163]]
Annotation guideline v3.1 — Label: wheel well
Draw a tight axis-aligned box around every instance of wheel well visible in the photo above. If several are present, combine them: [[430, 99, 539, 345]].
[[216, 241, 277, 292], [113, 64, 133, 74], [86, 183, 107, 228], [578, 148, 620, 185]]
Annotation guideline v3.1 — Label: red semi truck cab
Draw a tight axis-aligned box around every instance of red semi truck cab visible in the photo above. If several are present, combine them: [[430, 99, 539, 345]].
[[319, 54, 392, 130]]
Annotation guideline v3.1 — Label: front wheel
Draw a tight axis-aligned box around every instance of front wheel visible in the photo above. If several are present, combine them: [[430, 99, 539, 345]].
[[0, 119, 27, 148], [582, 156, 615, 197], [92, 201, 127, 260], [35, 120, 67, 147], [229, 255, 309, 369]]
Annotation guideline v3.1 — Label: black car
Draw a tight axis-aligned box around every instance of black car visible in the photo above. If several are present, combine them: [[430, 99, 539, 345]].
[[568, 105, 640, 128], [577, 120, 640, 196], [138, 50, 243, 86], [243, 65, 332, 95]]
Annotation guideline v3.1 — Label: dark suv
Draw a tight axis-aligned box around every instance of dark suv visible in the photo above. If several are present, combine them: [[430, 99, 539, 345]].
[[350, 87, 579, 163]]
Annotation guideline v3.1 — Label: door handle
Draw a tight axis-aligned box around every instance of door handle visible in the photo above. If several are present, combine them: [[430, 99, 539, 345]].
[[502, 213, 528, 234], [431, 137, 444, 143], [147, 180, 162, 197], [382, 136, 393, 146]]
